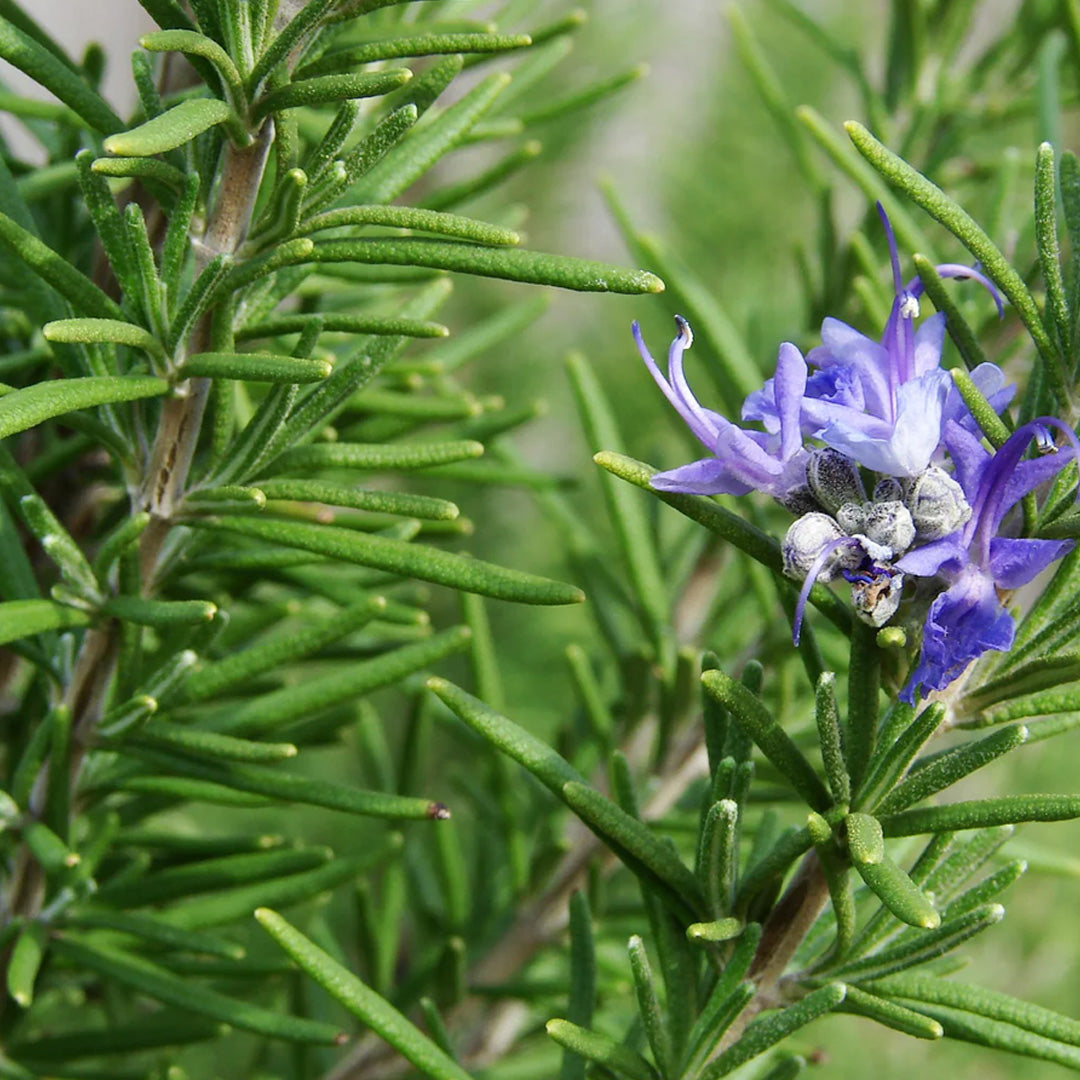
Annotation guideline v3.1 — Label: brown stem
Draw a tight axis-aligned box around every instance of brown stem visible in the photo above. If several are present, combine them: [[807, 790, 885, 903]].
[[714, 851, 831, 1055], [138, 125, 274, 582], [2, 125, 276, 965]]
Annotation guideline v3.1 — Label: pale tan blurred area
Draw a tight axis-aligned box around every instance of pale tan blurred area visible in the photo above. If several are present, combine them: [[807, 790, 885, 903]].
[[0, 0, 153, 157]]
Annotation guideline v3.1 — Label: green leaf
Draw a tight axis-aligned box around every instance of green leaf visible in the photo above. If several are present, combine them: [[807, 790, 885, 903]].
[[879, 795, 1080, 835], [23, 820, 78, 876], [299, 33, 532, 78], [427, 676, 702, 913], [699, 799, 739, 918], [348, 71, 509, 205], [254, 70, 413, 120], [270, 439, 483, 473], [181, 596, 384, 701], [91, 155, 188, 190], [0, 599, 91, 645], [217, 626, 473, 734], [855, 703, 945, 811], [836, 984, 943, 1040], [1035, 141, 1070, 357], [831, 905, 1005, 980], [567, 352, 669, 651], [312, 237, 664, 295], [257, 480, 458, 521], [74, 150, 140, 302], [815, 672, 850, 805], [256, 907, 474, 1080], [0, 209, 123, 318], [426, 675, 584, 795], [104, 98, 236, 157], [50, 936, 342, 1043], [686, 918, 743, 944], [139, 30, 244, 107], [877, 724, 1029, 814], [561, 781, 705, 917], [43, 318, 166, 363], [701, 984, 846, 1079], [0, 15, 121, 133], [702, 670, 831, 811], [128, 722, 297, 764], [163, 846, 399, 931], [853, 850, 941, 930], [593, 451, 851, 632], [628, 936, 673, 1079], [178, 351, 332, 382], [844, 121, 1071, 408], [6, 922, 45, 1008], [302, 204, 520, 247], [845, 812, 884, 865], [64, 908, 241, 959], [94, 846, 331, 908], [869, 971, 1080, 1047], [237, 312, 448, 341], [122, 742, 449, 821], [948, 368, 1010, 448], [546, 1020, 658, 1080], [248, 0, 338, 89], [101, 596, 216, 627], [190, 515, 585, 605], [894, 1003, 1080, 1069], [8, 1013, 223, 1062], [562, 891, 596, 1080]]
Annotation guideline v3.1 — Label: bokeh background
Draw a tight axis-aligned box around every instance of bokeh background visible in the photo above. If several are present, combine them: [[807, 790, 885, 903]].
[[6, 1, 1079, 1076]]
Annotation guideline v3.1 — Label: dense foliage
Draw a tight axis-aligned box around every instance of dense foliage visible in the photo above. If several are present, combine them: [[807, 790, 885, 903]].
[[3, 2, 1080, 1079]]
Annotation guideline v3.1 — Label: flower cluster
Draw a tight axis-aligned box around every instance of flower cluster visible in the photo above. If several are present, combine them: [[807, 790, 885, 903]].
[[635, 206, 1077, 703]]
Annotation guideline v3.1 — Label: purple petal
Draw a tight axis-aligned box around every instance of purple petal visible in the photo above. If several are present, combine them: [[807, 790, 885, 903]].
[[908, 263, 1005, 317], [741, 377, 780, 432], [941, 420, 990, 508], [988, 537, 1074, 589], [912, 313, 945, 377], [878, 202, 904, 297], [943, 362, 1016, 432], [821, 370, 949, 476], [633, 320, 716, 450], [650, 457, 753, 496], [774, 342, 808, 461], [808, 318, 892, 419], [900, 567, 1015, 703], [895, 537, 967, 577]]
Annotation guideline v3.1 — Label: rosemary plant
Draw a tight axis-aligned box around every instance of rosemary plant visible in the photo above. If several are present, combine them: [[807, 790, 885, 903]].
[[3, 2, 1080, 1080]]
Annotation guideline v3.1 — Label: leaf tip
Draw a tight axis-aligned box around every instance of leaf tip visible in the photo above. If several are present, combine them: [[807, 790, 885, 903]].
[[428, 801, 451, 820]]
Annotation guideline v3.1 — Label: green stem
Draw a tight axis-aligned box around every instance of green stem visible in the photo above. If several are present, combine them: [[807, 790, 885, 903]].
[[846, 622, 881, 792]]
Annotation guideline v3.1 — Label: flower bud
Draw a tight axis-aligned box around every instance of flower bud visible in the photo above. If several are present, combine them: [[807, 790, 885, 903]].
[[836, 502, 866, 535], [873, 477, 904, 503], [905, 466, 971, 540], [782, 512, 863, 581], [806, 448, 866, 513], [862, 500, 915, 554], [775, 483, 820, 517], [850, 568, 905, 627]]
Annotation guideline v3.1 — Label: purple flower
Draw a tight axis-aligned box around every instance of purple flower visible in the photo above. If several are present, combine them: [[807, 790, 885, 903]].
[[897, 419, 1078, 702], [747, 205, 1008, 476], [633, 316, 809, 502]]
